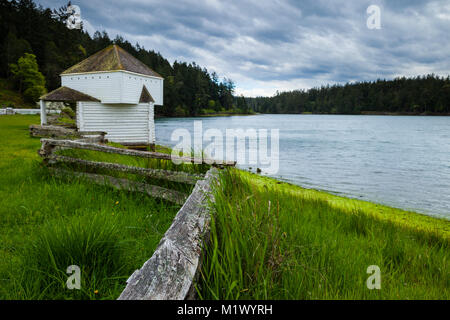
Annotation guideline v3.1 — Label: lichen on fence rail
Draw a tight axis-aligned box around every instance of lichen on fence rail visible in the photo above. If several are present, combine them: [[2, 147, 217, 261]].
[[40, 138, 236, 166], [30, 125, 106, 142], [48, 155, 204, 185], [118, 168, 218, 300]]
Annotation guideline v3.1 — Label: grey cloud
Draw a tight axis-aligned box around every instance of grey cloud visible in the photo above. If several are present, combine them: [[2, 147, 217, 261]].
[[37, 0, 450, 95]]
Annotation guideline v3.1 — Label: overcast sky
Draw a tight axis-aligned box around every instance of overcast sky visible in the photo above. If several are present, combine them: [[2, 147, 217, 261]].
[[37, 0, 450, 97]]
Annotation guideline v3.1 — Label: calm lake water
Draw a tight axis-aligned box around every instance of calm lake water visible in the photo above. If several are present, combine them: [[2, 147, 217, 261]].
[[156, 114, 450, 219]]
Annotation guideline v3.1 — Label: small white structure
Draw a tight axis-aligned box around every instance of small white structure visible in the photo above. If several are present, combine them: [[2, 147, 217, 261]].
[[39, 45, 163, 146]]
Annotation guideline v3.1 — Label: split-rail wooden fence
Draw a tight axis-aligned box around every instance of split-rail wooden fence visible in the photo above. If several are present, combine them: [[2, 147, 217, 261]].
[[37, 137, 235, 300]]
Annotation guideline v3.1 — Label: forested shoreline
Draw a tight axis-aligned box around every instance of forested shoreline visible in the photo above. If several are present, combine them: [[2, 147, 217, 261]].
[[0, 0, 238, 117], [247, 75, 450, 115]]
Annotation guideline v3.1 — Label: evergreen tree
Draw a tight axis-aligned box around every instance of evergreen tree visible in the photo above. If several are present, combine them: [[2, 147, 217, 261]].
[[0, 0, 235, 116]]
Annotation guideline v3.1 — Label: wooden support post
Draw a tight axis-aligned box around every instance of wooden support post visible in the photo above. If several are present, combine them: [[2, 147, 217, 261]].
[[78, 101, 84, 131], [40, 100, 47, 125]]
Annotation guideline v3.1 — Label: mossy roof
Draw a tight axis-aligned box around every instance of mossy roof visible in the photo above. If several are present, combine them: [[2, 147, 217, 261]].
[[40, 86, 100, 102], [61, 45, 163, 78]]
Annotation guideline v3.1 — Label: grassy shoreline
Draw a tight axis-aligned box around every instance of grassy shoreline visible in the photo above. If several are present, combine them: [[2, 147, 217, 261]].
[[242, 171, 449, 237], [199, 169, 449, 300]]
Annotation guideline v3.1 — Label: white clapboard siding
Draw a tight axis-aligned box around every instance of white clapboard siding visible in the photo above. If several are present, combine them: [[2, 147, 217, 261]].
[[62, 72, 122, 104], [121, 72, 163, 105], [62, 71, 163, 105], [78, 102, 153, 144]]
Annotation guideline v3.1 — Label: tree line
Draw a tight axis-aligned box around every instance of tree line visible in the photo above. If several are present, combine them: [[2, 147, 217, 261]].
[[247, 75, 450, 115], [0, 0, 247, 116], [2, 1, 447, 117]]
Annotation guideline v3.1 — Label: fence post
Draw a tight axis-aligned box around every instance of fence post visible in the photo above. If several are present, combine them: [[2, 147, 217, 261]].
[[38, 140, 55, 164], [40, 100, 47, 125]]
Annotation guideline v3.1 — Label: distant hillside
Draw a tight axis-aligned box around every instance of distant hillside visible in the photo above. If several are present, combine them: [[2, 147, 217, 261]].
[[0, 78, 35, 109]]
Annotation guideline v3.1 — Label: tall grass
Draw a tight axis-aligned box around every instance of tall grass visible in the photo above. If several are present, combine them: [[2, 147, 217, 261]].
[[0, 115, 180, 299], [199, 169, 449, 300], [14, 213, 122, 299]]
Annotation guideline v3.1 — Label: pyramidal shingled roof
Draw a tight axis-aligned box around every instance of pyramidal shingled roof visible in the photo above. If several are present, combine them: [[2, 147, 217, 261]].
[[40, 86, 100, 102], [61, 45, 163, 78]]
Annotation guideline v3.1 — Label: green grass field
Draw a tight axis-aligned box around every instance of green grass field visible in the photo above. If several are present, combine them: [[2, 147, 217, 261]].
[[0, 115, 183, 299], [1, 114, 448, 300], [199, 169, 449, 300]]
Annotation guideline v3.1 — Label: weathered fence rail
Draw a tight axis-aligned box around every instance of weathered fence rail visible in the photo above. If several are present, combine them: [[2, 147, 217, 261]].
[[38, 138, 233, 204], [38, 137, 230, 299], [30, 125, 106, 143], [47, 155, 203, 185], [118, 168, 218, 300], [39, 139, 205, 204], [1, 108, 60, 115], [50, 168, 189, 205], [40, 138, 236, 167]]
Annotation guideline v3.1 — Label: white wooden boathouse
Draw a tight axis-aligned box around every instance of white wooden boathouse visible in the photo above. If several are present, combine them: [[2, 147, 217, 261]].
[[39, 45, 163, 146]]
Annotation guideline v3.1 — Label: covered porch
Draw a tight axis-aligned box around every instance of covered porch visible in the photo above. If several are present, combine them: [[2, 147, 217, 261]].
[[39, 86, 100, 126]]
